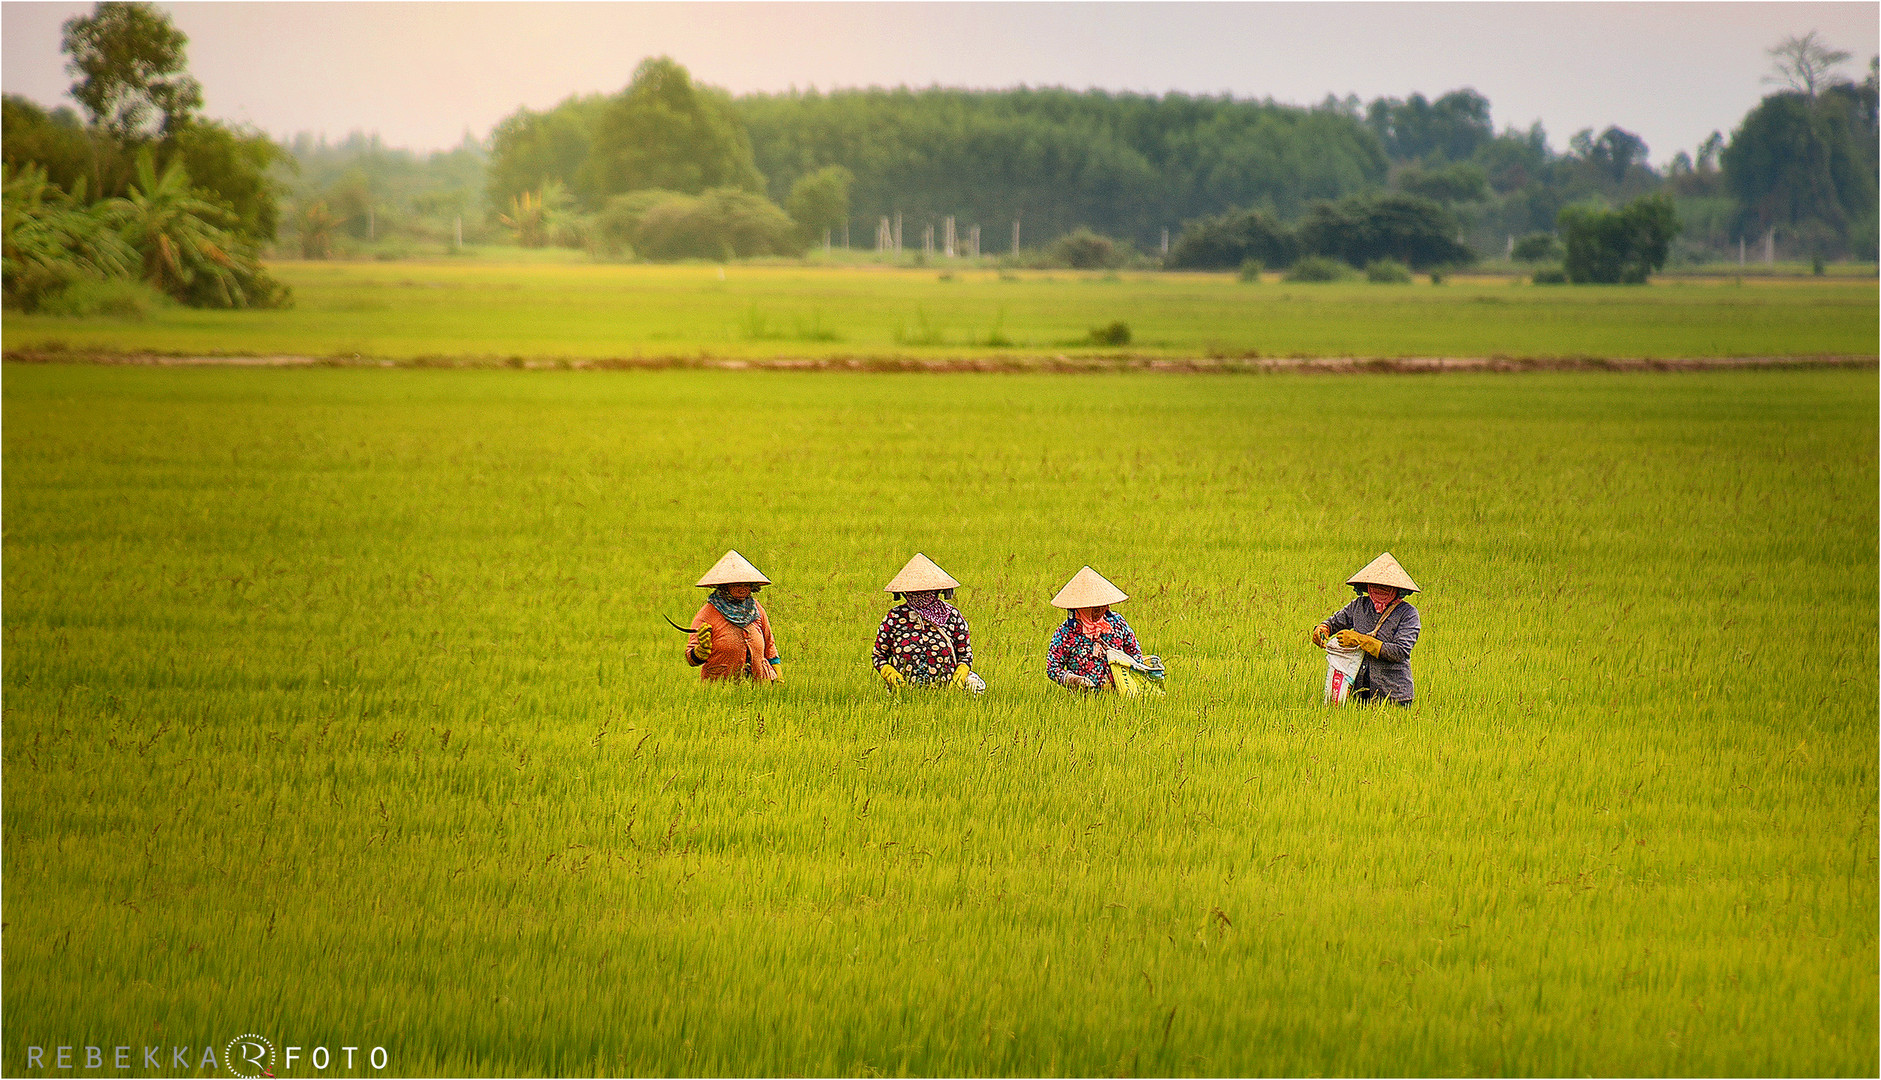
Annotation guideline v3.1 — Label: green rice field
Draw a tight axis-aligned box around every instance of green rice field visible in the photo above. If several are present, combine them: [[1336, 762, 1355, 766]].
[[3, 362, 1876, 1075], [3, 260, 1875, 362]]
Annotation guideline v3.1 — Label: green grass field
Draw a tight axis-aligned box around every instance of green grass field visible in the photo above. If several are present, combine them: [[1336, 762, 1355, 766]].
[[3, 363, 1876, 1076], [4, 261, 1875, 362]]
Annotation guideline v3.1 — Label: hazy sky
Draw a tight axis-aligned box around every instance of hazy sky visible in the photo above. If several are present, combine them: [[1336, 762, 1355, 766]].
[[3, 2, 1876, 165]]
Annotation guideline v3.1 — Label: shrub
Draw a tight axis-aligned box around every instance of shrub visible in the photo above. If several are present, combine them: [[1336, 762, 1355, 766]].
[[1512, 232, 1561, 262], [1284, 255, 1352, 282], [1237, 258, 1263, 282], [1531, 265, 1569, 284], [1048, 228, 1124, 270], [1365, 258, 1413, 283], [1558, 195, 1680, 284], [38, 276, 168, 318], [1298, 193, 1475, 269], [1088, 320, 1131, 346], [632, 187, 805, 261], [1166, 208, 1298, 270], [549, 212, 592, 251], [592, 189, 679, 258]]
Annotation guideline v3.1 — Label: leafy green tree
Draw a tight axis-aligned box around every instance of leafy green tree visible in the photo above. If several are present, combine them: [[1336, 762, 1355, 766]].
[[1365, 90, 1492, 162], [484, 94, 606, 212], [61, 1, 202, 138], [1472, 123, 1551, 194], [2, 96, 102, 196], [1723, 80, 1878, 253], [165, 120, 283, 240], [575, 58, 763, 206], [784, 164, 853, 241], [1298, 193, 1474, 269], [1579, 126, 1650, 184], [1558, 195, 1679, 283]]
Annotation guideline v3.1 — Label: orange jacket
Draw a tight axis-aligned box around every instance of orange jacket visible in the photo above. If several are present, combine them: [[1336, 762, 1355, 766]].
[[687, 601, 780, 682]]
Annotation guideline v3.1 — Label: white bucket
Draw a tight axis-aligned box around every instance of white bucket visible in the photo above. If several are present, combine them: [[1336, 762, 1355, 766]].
[[1322, 641, 1364, 703]]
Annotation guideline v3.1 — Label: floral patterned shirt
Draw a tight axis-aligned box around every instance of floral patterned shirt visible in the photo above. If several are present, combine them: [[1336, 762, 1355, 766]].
[[872, 604, 973, 684], [1046, 613, 1142, 687]]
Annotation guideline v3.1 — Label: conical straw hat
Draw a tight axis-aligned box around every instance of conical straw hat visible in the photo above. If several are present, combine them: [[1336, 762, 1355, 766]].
[[884, 553, 961, 593], [696, 549, 771, 587], [1346, 551, 1419, 594], [1050, 566, 1128, 609]]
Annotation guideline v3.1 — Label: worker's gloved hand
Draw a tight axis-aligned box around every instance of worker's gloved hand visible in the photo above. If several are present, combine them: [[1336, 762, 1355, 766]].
[[690, 625, 713, 662], [1061, 673, 1096, 690], [950, 663, 972, 688], [1336, 629, 1383, 657], [879, 664, 906, 690], [1311, 623, 1331, 646], [769, 661, 783, 681]]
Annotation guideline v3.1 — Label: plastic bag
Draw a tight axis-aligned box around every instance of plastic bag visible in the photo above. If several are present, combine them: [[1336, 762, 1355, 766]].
[[1322, 641, 1364, 703], [1106, 649, 1166, 697]]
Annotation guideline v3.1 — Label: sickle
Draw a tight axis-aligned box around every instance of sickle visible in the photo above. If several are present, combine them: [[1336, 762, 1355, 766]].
[[663, 616, 693, 633]]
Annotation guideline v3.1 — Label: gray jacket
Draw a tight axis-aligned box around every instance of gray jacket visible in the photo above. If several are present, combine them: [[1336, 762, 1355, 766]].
[[1323, 596, 1420, 704]]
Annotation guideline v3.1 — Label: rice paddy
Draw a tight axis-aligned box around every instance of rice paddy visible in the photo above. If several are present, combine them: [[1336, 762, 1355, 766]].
[[2, 260, 1874, 363], [2, 361, 1875, 1076]]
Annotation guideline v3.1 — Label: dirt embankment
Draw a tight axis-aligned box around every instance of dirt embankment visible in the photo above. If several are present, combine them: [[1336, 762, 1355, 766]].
[[3, 348, 1874, 374]]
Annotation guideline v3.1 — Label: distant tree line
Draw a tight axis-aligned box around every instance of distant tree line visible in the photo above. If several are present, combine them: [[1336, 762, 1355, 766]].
[[470, 51, 1874, 271]]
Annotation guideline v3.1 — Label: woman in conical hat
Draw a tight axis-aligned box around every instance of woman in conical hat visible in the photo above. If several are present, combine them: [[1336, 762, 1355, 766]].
[[873, 554, 984, 693], [684, 550, 782, 683], [1310, 552, 1422, 705], [1046, 566, 1159, 691]]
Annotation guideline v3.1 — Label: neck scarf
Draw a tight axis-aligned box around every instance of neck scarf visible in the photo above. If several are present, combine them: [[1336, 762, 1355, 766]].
[[1074, 606, 1112, 639], [904, 590, 955, 628], [708, 588, 759, 627], [1368, 587, 1399, 614]]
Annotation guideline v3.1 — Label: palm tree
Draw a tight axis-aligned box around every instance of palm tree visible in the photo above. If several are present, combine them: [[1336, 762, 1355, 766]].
[[499, 188, 549, 247], [120, 148, 274, 307], [2, 162, 137, 309]]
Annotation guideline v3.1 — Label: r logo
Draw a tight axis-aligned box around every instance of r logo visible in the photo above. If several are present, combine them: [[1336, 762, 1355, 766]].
[[225, 1034, 275, 1079]]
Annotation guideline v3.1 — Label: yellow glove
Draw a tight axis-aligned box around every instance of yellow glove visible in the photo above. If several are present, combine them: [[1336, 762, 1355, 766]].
[[879, 664, 906, 690], [950, 663, 972, 688], [1311, 623, 1331, 646], [1335, 629, 1383, 657], [689, 625, 713, 662]]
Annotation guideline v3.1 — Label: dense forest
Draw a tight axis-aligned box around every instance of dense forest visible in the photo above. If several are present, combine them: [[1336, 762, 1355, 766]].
[[6, 3, 1878, 310]]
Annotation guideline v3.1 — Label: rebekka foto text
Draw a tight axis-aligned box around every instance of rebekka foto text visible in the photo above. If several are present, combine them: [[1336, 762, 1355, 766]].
[[18, 1038, 389, 1077]]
